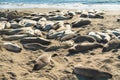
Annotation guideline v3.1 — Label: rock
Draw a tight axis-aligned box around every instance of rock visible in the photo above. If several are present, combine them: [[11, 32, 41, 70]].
[[73, 35, 96, 43], [32, 53, 51, 70], [102, 39, 120, 52], [3, 42, 22, 52], [19, 19, 37, 27], [88, 32, 102, 42], [2, 34, 28, 41], [20, 37, 51, 45], [72, 19, 91, 27], [73, 64, 112, 79], [23, 43, 47, 51]]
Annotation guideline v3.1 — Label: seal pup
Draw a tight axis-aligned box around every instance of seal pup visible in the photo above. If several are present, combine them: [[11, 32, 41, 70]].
[[2, 42, 22, 52], [73, 64, 112, 79], [69, 42, 103, 53], [23, 43, 47, 51], [32, 53, 52, 71], [102, 39, 120, 52]]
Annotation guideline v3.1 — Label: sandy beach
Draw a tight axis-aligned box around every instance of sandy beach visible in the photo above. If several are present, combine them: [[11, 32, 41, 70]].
[[0, 8, 120, 80]]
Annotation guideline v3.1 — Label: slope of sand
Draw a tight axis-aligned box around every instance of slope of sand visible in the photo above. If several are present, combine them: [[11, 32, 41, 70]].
[[0, 8, 120, 80]]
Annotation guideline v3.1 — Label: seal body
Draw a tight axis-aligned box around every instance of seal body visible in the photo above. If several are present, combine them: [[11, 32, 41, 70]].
[[32, 53, 51, 70], [102, 39, 120, 52]]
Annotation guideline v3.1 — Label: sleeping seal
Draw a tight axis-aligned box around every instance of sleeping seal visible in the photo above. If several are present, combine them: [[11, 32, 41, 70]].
[[102, 39, 120, 52], [73, 64, 112, 79]]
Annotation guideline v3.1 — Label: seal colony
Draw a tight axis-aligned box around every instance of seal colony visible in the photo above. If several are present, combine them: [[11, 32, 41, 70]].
[[0, 9, 120, 80]]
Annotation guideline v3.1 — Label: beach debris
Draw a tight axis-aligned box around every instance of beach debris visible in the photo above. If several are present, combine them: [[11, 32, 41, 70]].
[[3, 42, 22, 52], [72, 19, 91, 27], [73, 64, 112, 79], [32, 53, 51, 70]]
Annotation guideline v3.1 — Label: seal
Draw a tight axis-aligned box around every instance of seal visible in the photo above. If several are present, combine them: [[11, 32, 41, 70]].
[[20, 37, 51, 45], [69, 42, 103, 53], [72, 19, 91, 27], [102, 39, 120, 52], [32, 53, 51, 71], [73, 64, 112, 79], [3, 42, 22, 52], [73, 35, 96, 43], [2, 34, 28, 41], [23, 43, 47, 51]]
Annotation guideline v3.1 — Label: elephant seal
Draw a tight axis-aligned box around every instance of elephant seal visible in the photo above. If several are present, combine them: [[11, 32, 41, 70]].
[[73, 35, 96, 43], [3, 42, 22, 52], [32, 53, 51, 70], [69, 42, 103, 53], [102, 39, 120, 52], [73, 64, 112, 79], [60, 34, 77, 41], [20, 37, 51, 45], [2, 34, 28, 41], [72, 19, 91, 27], [23, 43, 47, 51]]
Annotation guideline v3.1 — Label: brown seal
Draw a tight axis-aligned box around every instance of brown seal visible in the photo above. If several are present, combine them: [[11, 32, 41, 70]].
[[102, 39, 120, 52], [32, 53, 51, 71]]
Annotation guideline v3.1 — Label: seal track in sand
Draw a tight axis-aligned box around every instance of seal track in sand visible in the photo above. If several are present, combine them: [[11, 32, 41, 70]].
[[39, 73, 58, 80]]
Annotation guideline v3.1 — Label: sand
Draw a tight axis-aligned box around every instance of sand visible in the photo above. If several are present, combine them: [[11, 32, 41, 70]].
[[0, 8, 120, 80]]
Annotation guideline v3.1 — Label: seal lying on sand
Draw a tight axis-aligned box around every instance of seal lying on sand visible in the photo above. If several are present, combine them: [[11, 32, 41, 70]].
[[73, 64, 112, 79], [23, 43, 47, 51], [20, 37, 51, 45], [2, 34, 29, 41], [0, 29, 23, 35], [2, 42, 22, 52], [72, 19, 91, 27], [73, 35, 96, 43], [102, 39, 120, 52], [69, 42, 103, 53], [32, 53, 51, 70]]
